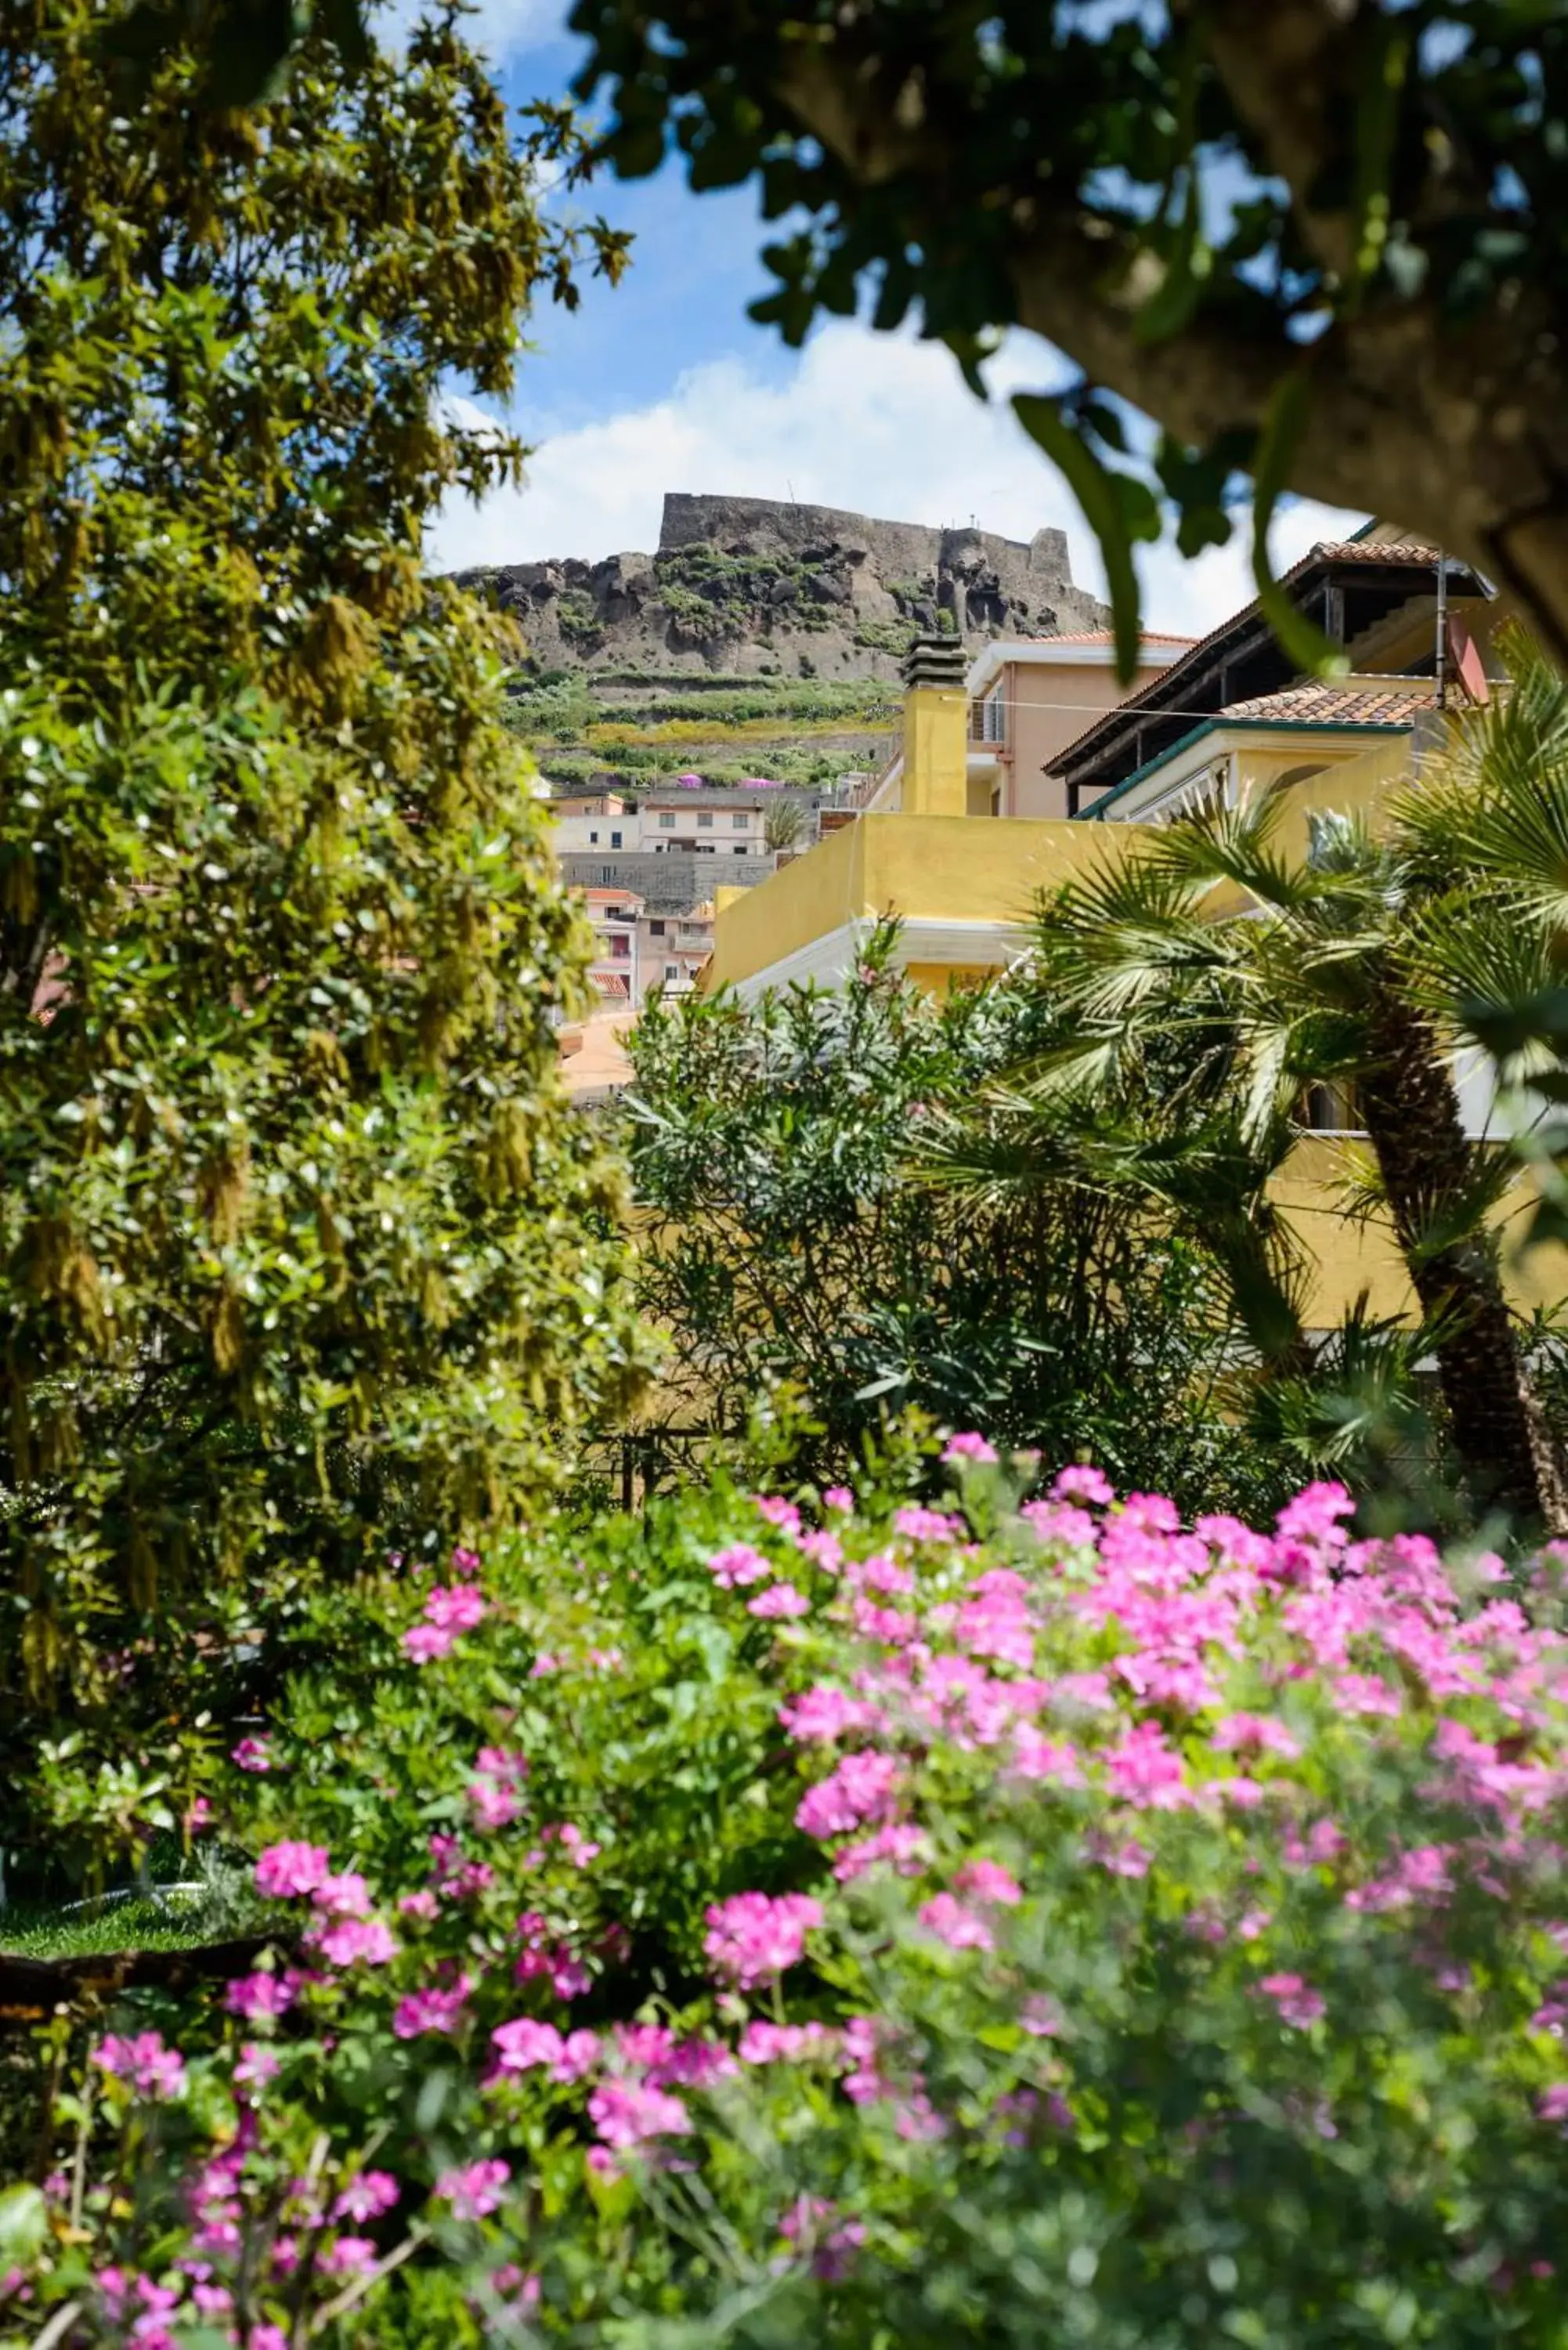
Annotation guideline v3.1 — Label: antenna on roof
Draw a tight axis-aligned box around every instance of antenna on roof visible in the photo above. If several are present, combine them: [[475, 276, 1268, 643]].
[[1435, 550, 1448, 712]]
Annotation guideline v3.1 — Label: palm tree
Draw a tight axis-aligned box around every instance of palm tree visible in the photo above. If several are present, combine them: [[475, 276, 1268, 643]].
[[763, 795, 809, 855], [929, 635, 1568, 1532]]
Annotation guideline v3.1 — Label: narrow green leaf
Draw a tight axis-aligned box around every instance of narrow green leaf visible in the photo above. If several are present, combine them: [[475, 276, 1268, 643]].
[[1013, 393, 1152, 683], [1251, 373, 1350, 679]]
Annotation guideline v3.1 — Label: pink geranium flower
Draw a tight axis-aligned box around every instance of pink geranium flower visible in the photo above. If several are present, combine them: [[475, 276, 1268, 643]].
[[318, 2238, 377, 2277], [334, 2173, 399, 2223], [706, 1542, 771, 1589], [919, 1893, 994, 1951], [796, 1751, 900, 1838], [1050, 1462, 1114, 1506], [254, 1842, 331, 1899], [941, 1432, 999, 1466], [1255, 1972, 1326, 2028], [490, 2019, 600, 2082], [311, 1871, 372, 1918], [231, 1736, 273, 1773], [703, 1892, 823, 1987], [748, 1581, 810, 1619], [1212, 1713, 1302, 1760], [224, 1972, 296, 2022], [435, 2159, 510, 2220], [91, 2030, 187, 2101], [955, 1858, 1024, 1907], [393, 1983, 471, 2039], [403, 1622, 454, 1662], [587, 2077, 690, 2150], [308, 1918, 398, 1968], [233, 2042, 280, 2095]]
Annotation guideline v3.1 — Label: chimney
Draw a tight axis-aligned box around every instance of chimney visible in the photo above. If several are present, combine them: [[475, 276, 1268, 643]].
[[900, 633, 969, 817]]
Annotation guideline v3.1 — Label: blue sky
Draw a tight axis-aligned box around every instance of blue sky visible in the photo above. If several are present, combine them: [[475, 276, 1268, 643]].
[[428, 6, 1364, 635]]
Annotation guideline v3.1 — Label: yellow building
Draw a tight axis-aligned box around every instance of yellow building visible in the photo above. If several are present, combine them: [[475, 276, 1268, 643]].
[[702, 537, 1568, 1324]]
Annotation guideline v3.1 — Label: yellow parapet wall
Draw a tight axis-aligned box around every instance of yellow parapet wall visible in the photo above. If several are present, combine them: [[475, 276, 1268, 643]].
[[704, 813, 1129, 992]]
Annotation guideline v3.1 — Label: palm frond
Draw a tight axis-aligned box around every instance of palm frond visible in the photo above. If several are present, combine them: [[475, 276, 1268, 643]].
[[1139, 789, 1320, 912], [1396, 627, 1568, 925], [1398, 894, 1561, 1072]]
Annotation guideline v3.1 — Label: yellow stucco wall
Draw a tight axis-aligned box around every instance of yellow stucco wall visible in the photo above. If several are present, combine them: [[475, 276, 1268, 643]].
[[902, 685, 969, 817], [703, 815, 1127, 992]]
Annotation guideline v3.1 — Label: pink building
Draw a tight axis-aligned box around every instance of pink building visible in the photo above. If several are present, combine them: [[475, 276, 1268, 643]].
[[961, 631, 1196, 818]]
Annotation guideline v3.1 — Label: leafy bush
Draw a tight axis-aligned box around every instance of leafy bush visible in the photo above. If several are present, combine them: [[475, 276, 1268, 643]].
[[623, 932, 1281, 1516], [0, 2, 646, 1885], [852, 617, 918, 656], [9, 1445, 1568, 2345], [555, 591, 606, 649]]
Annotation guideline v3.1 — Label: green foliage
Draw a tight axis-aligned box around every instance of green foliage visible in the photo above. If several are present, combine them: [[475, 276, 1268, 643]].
[[623, 931, 1285, 1517], [852, 616, 918, 658], [1013, 734, 1568, 1530], [0, 0, 648, 1887], [11, 1457, 1568, 2342], [653, 546, 843, 642], [555, 589, 606, 649], [500, 671, 597, 739], [565, 0, 1568, 667]]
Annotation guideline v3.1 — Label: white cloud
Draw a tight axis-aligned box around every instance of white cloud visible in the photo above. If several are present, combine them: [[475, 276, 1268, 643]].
[[373, 0, 557, 65], [430, 322, 1366, 638]]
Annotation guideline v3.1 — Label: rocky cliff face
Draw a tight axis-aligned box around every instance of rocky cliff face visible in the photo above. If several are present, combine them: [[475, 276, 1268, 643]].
[[457, 494, 1109, 680]]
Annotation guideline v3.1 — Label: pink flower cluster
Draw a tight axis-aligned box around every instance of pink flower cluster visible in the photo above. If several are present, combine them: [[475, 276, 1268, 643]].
[[91, 2031, 186, 2102], [703, 1891, 824, 1987], [468, 1744, 529, 1830], [435, 2158, 510, 2220], [404, 1582, 487, 1663]]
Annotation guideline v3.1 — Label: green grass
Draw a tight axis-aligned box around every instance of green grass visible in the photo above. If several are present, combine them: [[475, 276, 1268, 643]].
[[1, 1873, 253, 1961]]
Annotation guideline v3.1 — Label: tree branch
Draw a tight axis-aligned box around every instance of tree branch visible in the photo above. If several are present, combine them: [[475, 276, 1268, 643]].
[[773, 34, 1568, 666]]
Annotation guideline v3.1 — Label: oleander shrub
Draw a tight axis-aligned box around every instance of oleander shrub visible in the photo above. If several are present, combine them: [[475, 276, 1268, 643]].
[[625, 931, 1287, 1518], [8, 1438, 1568, 2345]]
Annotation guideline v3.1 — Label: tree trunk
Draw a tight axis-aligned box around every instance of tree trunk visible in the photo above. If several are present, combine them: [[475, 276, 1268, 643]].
[[1359, 986, 1568, 1534]]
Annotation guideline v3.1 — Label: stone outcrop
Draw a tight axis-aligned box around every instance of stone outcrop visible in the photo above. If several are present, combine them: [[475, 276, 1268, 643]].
[[455, 494, 1109, 681]]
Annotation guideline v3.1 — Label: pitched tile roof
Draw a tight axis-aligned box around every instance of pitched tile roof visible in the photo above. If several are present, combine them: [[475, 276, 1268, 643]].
[[1056, 540, 1480, 781], [1041, 627, 1199, 646], [1219, 680, 1438, 727]]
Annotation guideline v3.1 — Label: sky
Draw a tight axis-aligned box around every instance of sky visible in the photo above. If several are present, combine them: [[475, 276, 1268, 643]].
[[424, 3, 1366, 639]]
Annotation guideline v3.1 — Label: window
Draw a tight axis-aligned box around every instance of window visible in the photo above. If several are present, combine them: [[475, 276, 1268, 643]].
[[649, 919, 666, 938], [732, 812, 750, 830], [733, 844, 747, 855], [697, 812, 714, 830], [695, 844, 716, 854], [976, 684, 1006, 745], [610, 935, 630, 960], [658, 813, 676, 830], [664, 963, 678, 982], [1302, 1083, 1365, 1135], [610, 830, 623, 848], [1141, 762, 1231, 827], [588, 830, 598, 844]]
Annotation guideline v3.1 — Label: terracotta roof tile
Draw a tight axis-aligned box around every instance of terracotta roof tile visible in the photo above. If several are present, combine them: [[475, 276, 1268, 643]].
[[1219, 680, 1437, 726], [1039, 627, 1199, 646]]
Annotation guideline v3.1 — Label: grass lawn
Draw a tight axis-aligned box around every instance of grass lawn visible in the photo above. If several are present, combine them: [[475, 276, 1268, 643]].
[[0, 1887, 233, 1962]]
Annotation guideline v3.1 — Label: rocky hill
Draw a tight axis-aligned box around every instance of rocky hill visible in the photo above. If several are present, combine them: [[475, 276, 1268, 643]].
[[461, 493, 1110, 684]]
